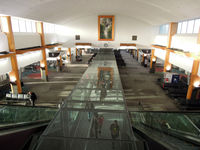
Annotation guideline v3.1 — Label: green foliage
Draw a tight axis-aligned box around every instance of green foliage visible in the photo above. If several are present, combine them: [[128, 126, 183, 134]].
[[107, 26, 112, 39], [100, 24, 105, 39]]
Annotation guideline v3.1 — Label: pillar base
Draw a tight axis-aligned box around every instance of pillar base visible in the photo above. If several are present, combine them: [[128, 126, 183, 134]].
[[149, 68, 155, 73], [10, 83, 18, 94], [56, 65, 63, 72], [40, 68, 48, 81], [144, 57, 148, 67]]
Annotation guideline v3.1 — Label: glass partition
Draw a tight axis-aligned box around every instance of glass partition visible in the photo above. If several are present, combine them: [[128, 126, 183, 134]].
[[130, 111, 200, 149], [0, 105, 58, 128], [35, 49, 137, 150]]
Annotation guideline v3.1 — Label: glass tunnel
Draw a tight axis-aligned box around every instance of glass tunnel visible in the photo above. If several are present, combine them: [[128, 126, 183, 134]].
[[33, 49, 200, 150], [34, 49, 138, 150]]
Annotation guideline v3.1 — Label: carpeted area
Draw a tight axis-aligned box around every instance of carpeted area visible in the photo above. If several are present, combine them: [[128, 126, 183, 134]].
[[119, 50, 178, 111]]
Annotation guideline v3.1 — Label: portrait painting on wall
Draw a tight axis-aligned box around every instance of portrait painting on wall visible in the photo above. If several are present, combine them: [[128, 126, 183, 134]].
[[98, 16, 115, 41]]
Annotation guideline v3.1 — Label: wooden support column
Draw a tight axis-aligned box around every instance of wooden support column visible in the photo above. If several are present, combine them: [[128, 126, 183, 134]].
[[80, 49, 82, 56], [167, 22, 178, 48], [164, 22, 178, 72], [76, 48, 78, 57], [36, 22, 48, 80], [186, 60, 200, 100], [150, 49, 155, 69], [142, 54, 144, 64], [1, 16, 22, 93], [137, 49, 139, 60], [69, 48, 71, 62], [58, 47, 62, 67], [163, 49, 171, 72]]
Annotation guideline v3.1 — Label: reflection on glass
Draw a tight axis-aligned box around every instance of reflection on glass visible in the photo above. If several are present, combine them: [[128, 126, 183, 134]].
[[0, 105, 57, 128], [36, 49, 135, 150], [36, 137, 135, 150], [130, 112, 200, 140]]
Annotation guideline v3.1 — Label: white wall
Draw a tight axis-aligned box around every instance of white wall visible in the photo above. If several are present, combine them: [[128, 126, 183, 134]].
[[17, 51, 43, 68], [169, 52, 194, 72], [61, 15, 157, 48], [14, 32, 41, 49], [0, 32, 9, 52], [0, 58, 12, 75], [153, 32, 200, 53], [171, 35, 200, 52], [153, 35, 168, 46], [45, 33, 58, 45]]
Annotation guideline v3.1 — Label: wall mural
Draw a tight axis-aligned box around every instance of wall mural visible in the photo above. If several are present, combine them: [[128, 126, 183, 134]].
[[98, 16, 115, 41]]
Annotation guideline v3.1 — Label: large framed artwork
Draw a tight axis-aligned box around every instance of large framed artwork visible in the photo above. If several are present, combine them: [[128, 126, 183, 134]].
[[98, 15, 115, 41]]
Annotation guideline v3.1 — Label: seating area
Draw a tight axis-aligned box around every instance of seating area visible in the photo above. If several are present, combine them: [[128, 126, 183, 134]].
[[114, 50, 126, 67], [5, 93, 32, 105]]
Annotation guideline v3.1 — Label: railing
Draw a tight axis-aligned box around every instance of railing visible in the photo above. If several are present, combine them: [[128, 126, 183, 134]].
[[34, 49, 140, 150], [0, 105, 58, 130], [130, 111, 200, 149]]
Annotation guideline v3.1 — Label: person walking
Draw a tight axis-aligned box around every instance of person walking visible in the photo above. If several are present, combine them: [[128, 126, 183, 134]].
[[93, 113, 99, 139], [28, 91, 37, 106], [85, 100, 94, 121], [98, 115, 104, 135], [110, 120, 120, 149]]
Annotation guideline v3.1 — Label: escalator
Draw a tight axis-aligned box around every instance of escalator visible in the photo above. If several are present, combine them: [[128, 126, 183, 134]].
[[130, 111, 200, 150], [0, 105, 58, 150]]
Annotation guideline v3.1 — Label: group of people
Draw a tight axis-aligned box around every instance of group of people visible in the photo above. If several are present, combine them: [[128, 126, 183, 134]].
[[91, 113, 104, 138], [90, 113, 120, 149]]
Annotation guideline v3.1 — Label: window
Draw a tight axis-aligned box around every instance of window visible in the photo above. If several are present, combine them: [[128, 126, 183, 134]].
[[11, 17, 37, 33], [177, 22, 182, 34], [159, 24, 169, 34], [181, 21, 187, 34], [0, 17, 9, 32], [32, 21, 36, 32], [26, 20, 32, 32], [50, 24, 55, 33], [194, 19, 200, 33], [11, 17, 19, 32], [187, 20, 194, 33], [43, 22, 56, 33], [177, 18, 200, 34], [19, 19, 26, 32], [9, 16, 64, 34]]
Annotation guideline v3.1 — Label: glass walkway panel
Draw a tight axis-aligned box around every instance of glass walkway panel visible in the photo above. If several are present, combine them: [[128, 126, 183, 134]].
[[0, 105, 58, 129], [130, 111, 200, 149], [35, 49, 139, 150]]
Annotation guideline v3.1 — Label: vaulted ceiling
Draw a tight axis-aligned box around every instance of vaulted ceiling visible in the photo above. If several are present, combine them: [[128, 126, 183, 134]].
[[0, 0, 200, 25]]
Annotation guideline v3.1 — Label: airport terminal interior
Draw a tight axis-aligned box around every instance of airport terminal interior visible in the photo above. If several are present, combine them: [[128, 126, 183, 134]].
[[1, 0, 200, 150]]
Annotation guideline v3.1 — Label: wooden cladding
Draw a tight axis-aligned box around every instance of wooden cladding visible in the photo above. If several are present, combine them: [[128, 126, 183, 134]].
[[120, 43, 136, 47], [75, 43, 92, 46], [151, 45, 166, 50]]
